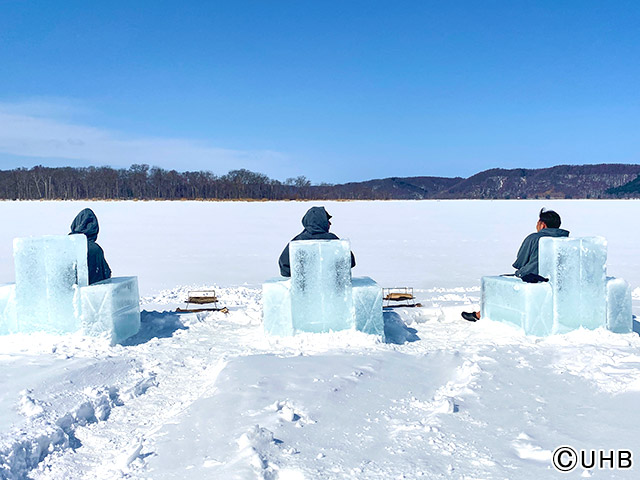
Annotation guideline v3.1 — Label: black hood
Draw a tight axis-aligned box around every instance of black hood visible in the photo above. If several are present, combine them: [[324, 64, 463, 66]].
[[301, 206, 331, 235], [70, 208, 100, 241]]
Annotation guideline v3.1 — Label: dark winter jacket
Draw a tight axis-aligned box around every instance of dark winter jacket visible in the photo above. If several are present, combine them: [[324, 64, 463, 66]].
[[70, 208, 112, 285], [512, 227, 570, 277], [278, 206, 356, 277]]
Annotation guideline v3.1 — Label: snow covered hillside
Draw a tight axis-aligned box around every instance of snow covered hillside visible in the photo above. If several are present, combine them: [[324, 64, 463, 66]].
[[1, 200, 640, 479]]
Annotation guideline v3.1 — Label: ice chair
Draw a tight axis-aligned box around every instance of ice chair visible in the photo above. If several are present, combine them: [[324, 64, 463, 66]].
[[1, 234, 141, 344], [481, 236, 632, 336], [262, 239, 384, 337]]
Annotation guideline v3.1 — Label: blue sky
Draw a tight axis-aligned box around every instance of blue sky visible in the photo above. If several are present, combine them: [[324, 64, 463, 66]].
[[0, 1, 638, 183]]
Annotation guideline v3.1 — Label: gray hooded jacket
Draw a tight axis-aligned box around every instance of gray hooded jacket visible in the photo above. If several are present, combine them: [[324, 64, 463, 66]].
[[278, 206, 356, 277], [513, 227, 570, 277], [70, 208, 112, 285]]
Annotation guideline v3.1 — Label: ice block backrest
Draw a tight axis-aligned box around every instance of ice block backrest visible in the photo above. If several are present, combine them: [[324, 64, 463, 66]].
[[606, 277, 633, 334], [481, 276, 553, 336], [13, 235, 88, 333], [352, 277, 384, 337], [290, 240, 353, 333], [538, 236, 607, 332], [80, 276, 141, 343], [262, 278, 294, 336]]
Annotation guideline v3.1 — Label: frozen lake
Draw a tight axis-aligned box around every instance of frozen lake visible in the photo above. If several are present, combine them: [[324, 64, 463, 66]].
[[2, 199, 640, 479], [1, 199, 639, 295]]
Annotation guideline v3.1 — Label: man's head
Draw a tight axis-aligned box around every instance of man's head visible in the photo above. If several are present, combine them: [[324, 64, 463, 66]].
[[302, 206, 331, 234], [537, 208, 561, 231]]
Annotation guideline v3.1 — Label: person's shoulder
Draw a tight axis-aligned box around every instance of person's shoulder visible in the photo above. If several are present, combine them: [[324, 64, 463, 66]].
[[522, 231, 540, 243], [87, 241, 105, 254], [292, 231, 310, 241]]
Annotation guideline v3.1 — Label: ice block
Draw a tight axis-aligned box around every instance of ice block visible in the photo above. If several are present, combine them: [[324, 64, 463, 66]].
[[290, 240, 353, 333], [538, 237, 607, 332], [79, 276, 141, 344], [13, 235, 88, 333], [0, 283, 16, 335], [352, 277, 384, 337], [262, 277, 294, 336], [481, 276, 553, 336], [606, 277, 633, 334]]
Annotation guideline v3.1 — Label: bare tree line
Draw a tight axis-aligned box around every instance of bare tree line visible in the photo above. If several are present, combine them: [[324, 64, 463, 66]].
[[0, 165, 320, 201]]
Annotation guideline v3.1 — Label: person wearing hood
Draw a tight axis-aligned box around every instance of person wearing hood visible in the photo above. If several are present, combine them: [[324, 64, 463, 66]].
[[462, 208, 569, 322], [278, 206, 356, 277], [70, 208, 112, 285]]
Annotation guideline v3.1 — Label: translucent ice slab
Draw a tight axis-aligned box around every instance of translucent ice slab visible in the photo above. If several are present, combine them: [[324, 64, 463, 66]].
[[606, 277, 633, 334], [538, 237, 607, 332], [13, 235, 88, 333], [481, 276, 553, 336], [352, 277, 384, 337], [0, 283, 16, 335], [262, 277, 293, 336], [290, 240, 353, 333], [79, 277, 140, 344]]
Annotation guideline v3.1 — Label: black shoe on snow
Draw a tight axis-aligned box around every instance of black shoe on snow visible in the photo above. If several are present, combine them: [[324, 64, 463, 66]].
[[461, 311, 479, 322]]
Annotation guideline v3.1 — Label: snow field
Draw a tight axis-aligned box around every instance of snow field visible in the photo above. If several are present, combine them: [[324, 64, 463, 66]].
[[0, 200, 639, 479]]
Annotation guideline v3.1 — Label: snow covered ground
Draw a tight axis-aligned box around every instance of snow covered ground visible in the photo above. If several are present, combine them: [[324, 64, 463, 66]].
[[1, 200, 640, 479]]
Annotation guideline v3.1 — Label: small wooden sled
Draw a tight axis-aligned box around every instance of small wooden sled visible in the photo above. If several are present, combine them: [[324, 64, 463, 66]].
[[383, 287, 422, 308], [176, 290, 229, 314]]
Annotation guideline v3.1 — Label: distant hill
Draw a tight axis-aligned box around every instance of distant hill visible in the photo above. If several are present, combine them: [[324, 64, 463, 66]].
[[437, 164, 640, 199], [309, 176, 463, 200], [607, 172, 640, 196], [313, 164, 640, 200]]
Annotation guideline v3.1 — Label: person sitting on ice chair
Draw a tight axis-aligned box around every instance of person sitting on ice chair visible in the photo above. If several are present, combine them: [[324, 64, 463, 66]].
[[70, 208, 112, 285], [278, 206, 356, 277], [461, 208, 569, 322]]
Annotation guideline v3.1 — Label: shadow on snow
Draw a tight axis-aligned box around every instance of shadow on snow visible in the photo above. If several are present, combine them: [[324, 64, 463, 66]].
[[121, 310, 189, 346], [383, 310, 420, 345]]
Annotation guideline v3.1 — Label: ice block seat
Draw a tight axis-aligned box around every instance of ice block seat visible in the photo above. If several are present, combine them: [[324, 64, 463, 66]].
[[80, 277, 141, 344], [606, 277, 633, 334], [262, 277, 293, 336], [481, 276, 553, 336], [1, 234, 140, 343], [262, 240, 384, 338], [481, 236, 633, 336], [352, 277, 384, 336]]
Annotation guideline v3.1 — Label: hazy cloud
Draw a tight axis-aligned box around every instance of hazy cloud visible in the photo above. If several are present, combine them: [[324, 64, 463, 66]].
[[0, 100, 288, 174]]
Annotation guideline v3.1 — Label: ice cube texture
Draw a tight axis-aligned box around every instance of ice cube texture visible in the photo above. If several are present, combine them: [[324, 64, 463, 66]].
[[13, 235, 87, 334], [0, 283, 16, 335], [538, 237, 607, 332], [80, 276, 141, 344], [606, 277, 633, 334], [290, 240, 353, 333], [262, 278, 294, 336], [481, 276, 553, 336], [352, 277, 384, 337]]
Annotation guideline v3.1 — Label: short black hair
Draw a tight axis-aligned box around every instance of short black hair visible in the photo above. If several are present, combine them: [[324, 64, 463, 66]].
[[539, 208, 561, 228]]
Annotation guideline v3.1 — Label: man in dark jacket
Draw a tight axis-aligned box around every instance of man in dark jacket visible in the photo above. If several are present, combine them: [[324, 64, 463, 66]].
[[278, 206, 356, 277], [511, 209, 569, 278], [462, 208, 569, 322], [70, 208, 112, 285]]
